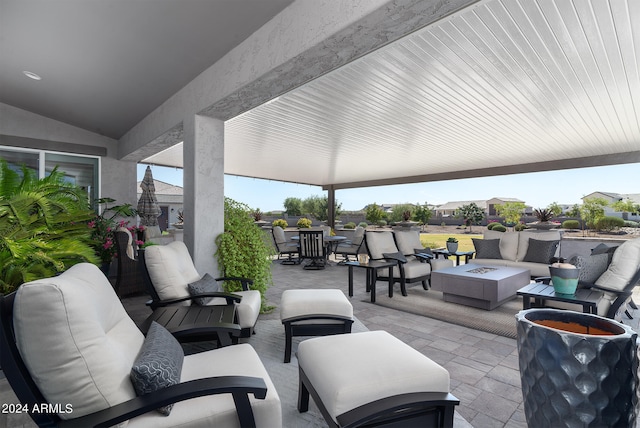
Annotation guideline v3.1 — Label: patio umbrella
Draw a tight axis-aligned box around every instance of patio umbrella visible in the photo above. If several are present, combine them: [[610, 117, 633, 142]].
[[137, 166, 161, 226]]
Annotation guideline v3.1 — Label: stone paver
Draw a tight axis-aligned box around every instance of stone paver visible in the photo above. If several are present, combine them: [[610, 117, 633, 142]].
[[2, 256, 639, 428]]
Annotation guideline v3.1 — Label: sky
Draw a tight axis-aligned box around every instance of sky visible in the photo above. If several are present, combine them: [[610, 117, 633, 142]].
[[138, 162, 640, 212]]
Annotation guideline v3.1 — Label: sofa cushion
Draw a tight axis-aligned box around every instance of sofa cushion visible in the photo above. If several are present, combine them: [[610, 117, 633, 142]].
[[144, 241, 201, 303], [522, 239, 559, 264], [472, 238, 501, 259], [595, 238, 640, 292], [131, 322, 184, 415], [516, 231, 561, 262], [569, 253, 609, 284], [484, 230, 518, 261], [13, 263, 144, 420], [188, 273, 221, 306]]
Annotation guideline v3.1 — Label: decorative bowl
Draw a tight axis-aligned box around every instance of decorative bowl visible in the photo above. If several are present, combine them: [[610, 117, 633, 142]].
[[549, 266, 580, 295]]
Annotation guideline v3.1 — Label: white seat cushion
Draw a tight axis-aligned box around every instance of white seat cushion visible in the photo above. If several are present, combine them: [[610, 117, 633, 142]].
[[297, 331, 449, 422], [280, 289, 353, 321], [14, 263, 145, 420], [228, 289, 262, 329], [127, 344, 282, 428], [392, 260, 431, 279]]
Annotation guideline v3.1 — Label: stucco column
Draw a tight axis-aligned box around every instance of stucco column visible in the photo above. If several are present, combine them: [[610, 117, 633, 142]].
[[182, 114, 224, 276]]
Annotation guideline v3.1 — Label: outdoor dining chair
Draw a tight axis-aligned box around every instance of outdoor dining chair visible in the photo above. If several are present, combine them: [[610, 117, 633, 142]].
[[299, 229, 327, 270], [271, 225, 300, 264]]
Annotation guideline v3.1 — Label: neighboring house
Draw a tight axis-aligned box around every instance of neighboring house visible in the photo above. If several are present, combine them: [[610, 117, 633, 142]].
[[434, 197, 526, 217], [582, 192, 640, 221], [137, 179, 183, 231]]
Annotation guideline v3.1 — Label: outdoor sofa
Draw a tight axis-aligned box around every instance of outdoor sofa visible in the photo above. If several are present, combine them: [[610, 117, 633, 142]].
[[471, 230, 562, 277]]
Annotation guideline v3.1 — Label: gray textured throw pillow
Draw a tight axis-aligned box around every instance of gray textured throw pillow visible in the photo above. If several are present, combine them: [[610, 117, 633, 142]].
[[131, 321, 184, 416], [473, 239, 502, 259], [523, 239, 559, 264], [569, 253, 609, 284], [188, 273, 222, 306]]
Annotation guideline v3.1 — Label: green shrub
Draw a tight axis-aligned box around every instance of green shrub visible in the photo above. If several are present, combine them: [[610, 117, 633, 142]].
[[491, 224, 507, 232], [487, 222, 499, 230], [272, 219, 288, 229], [514, 223, 528, 231], [297, 217, 312, 228], [377, 220, 387, 227], [358, 222, 368, 228], [343, 222, 356, 229], [623, 220, 639, 228], [561, 219, 580, 230], [216, 198, 275, 312], [595, 216, 625, 231]]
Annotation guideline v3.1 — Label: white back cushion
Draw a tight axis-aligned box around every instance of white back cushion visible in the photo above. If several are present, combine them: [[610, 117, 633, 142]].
[[13, 263, 144, 419], [484, 230, 519, 261], [366, 231, 399, 259], [272, 226, 286, 245], [516, 230, 561, 262], [144, 241, 201, 301], [394, 230, 423, 256], [596, 238, 640, 291]]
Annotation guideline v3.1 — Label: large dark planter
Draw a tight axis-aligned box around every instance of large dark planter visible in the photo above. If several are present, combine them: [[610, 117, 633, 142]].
[[516, 309, 639, 427]]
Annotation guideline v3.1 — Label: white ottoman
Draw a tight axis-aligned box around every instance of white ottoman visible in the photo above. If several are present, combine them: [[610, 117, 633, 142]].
[[280, 289, 353, 363], [297, 331, 459, 427]]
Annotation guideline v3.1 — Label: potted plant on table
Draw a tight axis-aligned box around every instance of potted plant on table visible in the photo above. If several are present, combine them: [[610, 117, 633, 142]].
[[446, 237, 459, 253]]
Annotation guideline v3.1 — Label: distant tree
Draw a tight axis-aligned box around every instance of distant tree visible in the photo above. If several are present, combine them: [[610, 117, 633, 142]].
[[455, 203, 485, 232], [547, 202, 563, 217], [413, 202, 433, 230], [365, 203, 385, 226], [389, 203, 415, 223], [580, 197, 608, 230], [283, 197, 303, 216], [494, 202, 526, 227], [567, 204, 581, 218], [301, 195, 341, 222]]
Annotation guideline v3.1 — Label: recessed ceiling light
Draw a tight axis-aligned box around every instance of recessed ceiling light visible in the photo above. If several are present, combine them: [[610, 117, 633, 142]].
[[23, 71, 42, 81]]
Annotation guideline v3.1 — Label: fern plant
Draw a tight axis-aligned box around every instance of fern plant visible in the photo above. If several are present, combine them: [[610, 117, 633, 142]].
[[215, 197, 275, 312], [0, 160, 98, 294]]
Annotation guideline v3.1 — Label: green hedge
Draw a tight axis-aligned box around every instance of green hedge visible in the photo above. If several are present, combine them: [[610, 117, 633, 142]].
[[561, 219, 580, 230]]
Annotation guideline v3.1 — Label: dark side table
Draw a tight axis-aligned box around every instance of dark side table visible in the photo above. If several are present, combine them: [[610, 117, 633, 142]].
[[141, 304, 240, 346], [432, 249, 475, 266], [517, 282, 604, 314], [344, 260, 395, 303]]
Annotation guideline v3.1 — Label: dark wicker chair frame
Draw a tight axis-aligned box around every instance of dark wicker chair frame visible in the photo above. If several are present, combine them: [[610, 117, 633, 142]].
[[113, 230, 147, 297], [298, 364, 459, 428], [365, 232, 431, 297], [0, 292, 267, 428], [299, 230, 327, 270]]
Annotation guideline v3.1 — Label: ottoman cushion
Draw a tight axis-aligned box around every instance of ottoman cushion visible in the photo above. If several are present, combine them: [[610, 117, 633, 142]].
[[280, 289, 353, 322], [297, 330, 450, 421]]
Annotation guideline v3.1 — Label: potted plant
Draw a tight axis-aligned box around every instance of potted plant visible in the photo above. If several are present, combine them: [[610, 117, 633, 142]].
[[530, 208, 559, 229], [88, 197, 137, 274], [252, 208, 268, 227], [297, 217, 312, 228], [215, 198, 276, 312], [446, 237, 459, 253], [272, 219, 288, 229]]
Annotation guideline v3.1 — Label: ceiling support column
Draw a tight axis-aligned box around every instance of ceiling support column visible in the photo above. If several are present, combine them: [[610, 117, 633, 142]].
[[182, 114, 224, 276], [327, 185, 335, 230]]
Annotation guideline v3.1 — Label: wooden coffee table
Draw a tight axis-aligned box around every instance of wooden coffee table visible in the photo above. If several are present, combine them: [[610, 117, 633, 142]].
[[431, 264, 530, 310]]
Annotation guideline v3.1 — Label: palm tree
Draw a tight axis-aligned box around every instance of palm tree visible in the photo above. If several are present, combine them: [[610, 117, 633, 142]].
[[0, 160, 98, 294]]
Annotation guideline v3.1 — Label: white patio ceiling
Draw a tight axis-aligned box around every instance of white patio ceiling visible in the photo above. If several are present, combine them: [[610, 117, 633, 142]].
[[144, 0, 640, 189]]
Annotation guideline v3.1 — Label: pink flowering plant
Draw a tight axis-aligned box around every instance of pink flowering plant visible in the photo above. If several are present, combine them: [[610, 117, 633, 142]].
[[88, 198, 137, 263]]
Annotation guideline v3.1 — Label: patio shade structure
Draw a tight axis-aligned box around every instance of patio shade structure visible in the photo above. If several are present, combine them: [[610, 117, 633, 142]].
[[141, 0, 640, 227], [137, 166, 161, 227]]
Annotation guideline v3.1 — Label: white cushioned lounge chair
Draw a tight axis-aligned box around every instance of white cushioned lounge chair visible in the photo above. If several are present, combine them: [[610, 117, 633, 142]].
[[0, 263, 281, 427]]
